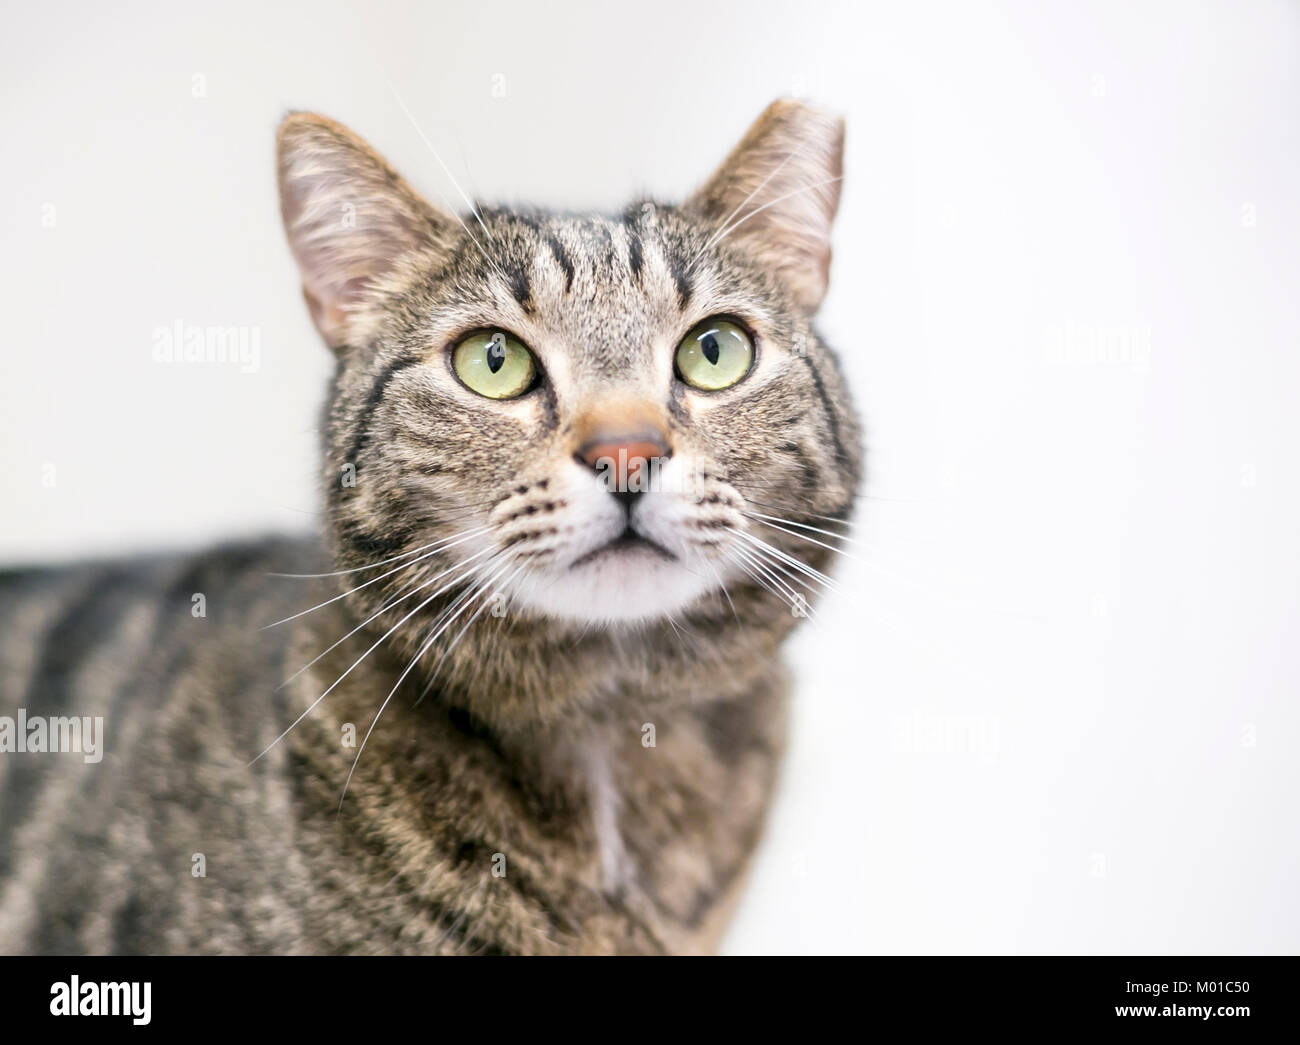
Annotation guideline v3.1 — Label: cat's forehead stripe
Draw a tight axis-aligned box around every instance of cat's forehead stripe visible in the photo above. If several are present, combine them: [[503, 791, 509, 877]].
[[484, 210, 689, 310]]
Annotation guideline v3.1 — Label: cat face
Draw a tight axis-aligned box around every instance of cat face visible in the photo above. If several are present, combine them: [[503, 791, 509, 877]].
[[279, 102, 860, 627]]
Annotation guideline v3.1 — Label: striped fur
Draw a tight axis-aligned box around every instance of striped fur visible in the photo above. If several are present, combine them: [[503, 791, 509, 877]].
[[0, 100, 861, 954]]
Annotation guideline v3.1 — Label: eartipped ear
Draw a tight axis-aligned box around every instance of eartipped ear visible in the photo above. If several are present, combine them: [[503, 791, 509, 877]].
[[686, 99, 844, 313], [276, 112, 453, 349]]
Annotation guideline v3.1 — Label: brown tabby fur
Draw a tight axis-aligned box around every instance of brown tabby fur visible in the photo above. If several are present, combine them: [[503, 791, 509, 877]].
[[0, 100, 860, 954]]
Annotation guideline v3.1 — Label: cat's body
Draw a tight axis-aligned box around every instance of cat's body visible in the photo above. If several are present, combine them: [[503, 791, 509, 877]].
[[0, 100, 859, 954], [0, 539, 786, 953]]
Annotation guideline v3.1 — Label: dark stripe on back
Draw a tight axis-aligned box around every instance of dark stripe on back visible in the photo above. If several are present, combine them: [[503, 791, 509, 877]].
[[0, 565, 150, 881], [26, 544, 290, 951], [109, 883, 149, 953], [94, 540, 309, 953]]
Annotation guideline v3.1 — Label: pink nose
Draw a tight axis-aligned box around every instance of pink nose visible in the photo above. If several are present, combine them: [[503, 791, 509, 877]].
[[576, 434, 671, 490]]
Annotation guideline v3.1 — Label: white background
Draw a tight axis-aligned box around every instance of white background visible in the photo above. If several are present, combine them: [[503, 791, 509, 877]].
[[2, 1, 1297, 954]]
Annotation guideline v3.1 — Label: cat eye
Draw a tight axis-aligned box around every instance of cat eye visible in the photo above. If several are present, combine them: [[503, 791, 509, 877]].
[[451, 330, 538, 399], [674, 318, 754, 391]]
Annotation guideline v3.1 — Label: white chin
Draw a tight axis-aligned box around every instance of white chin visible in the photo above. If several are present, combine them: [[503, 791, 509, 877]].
[[510, 543, 718, 624]]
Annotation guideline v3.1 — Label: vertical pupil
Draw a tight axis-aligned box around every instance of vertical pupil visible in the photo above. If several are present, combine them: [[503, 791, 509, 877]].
[[700, 332, 720, 365], [486, 338, 506, 373]]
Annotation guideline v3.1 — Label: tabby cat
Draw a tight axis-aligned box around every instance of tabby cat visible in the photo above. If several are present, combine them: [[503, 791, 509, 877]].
[[0, 99, 860, 954]]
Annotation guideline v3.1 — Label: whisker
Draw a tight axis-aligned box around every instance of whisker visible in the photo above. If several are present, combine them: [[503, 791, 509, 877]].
[[407, 564, 509, 704], [727, 550, 792, 612], [389, 80, 498, 248], [729, 528, 839, 591], [260, 527, 491, 629], [662, 613, 694, 656], [744, 511, 860, 545], [740, 545, 823, 598], [746, 519, 1043, 622], [736, 496, 856, 529], [247, 549, 506, 767], [733, 479, 939, 506], [413, 551, 532, 704], [387, 80, 511, 288], [339, 559, 524, 810], [274, 544, 499, 692], [730, 546, 791, 602], [419, 560, 529, 698], [744, 515, 859, 561], [267, 527, 489, 579], [701, 558, 740, 623], [730, 544, 819, 621]]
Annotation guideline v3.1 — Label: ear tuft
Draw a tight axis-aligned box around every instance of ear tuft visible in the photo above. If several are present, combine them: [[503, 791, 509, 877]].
[[276, 112, 450, 349], [687, 99, 844, 312]]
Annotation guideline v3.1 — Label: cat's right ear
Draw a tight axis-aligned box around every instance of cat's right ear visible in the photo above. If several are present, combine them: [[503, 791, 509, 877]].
[[686, 99, 844, 313], [276, 113, 453, 350]]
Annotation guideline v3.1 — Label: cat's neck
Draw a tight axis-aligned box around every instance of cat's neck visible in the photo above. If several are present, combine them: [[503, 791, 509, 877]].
[[299, 582, 792, 738]]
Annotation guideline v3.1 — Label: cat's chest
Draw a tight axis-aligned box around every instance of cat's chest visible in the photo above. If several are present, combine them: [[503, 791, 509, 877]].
[[290, 649, 787, 954], [564, 696, 787, 951]]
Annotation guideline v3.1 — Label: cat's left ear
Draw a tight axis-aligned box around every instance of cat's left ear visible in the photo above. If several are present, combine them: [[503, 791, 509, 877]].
[[686, 99, 844, 313], [277, 112, 455, 350]]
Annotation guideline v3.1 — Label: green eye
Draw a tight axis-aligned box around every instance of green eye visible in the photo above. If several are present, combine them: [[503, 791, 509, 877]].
[[452, 330, 537, 399], [674, 318, 754, 391]]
